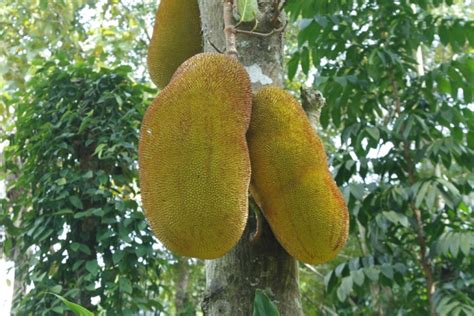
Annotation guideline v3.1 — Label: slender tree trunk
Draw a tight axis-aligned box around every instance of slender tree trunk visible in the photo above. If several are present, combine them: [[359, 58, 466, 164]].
[[198, 1, 303, 315], [3, 154, 28, 303], [390, 73, 436, 316], [175, 258, 191, 315], [356, 220, 385, 316]]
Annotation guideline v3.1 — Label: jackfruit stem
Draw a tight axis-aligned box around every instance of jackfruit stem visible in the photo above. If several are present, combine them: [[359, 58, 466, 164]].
[[223, 0, 238, 58], [249, 197, 263, 244]]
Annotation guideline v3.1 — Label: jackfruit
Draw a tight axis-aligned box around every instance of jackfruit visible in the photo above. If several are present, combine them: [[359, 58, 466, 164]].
[[139, 53, 252, 259], [247, 86, 349, 264], [147, 0, 202, 89]]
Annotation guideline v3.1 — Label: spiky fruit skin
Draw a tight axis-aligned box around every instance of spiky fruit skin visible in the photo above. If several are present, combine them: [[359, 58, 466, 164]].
[[139, 53, 252, 259], [147, 0, 202, 89], [247, 86, 349, 264]]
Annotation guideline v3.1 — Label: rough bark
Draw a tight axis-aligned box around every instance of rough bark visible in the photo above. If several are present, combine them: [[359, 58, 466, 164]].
[[199, 0, 285, 88], [198, 1, 303, 315]]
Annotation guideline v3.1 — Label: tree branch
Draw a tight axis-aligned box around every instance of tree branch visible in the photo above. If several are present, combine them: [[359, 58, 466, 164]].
[[235, 20, 287, 37], [223, 0, 238, 58], [391, 72, 436, 316]]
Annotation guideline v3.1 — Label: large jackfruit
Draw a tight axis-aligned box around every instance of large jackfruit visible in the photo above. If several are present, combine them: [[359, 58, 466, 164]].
[[147, 0, 202, 89], [247, 86, 349, 264], [139, 53, 252, 259]]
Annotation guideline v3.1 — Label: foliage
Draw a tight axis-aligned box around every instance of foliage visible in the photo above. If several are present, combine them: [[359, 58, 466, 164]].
[[0, 0, 154, 88], [252, 289, 280, 316], [50, 293, 94, 316], [286, 0, 473, 314], [0, 0, 155, 131], [0, 57, 165, 314]]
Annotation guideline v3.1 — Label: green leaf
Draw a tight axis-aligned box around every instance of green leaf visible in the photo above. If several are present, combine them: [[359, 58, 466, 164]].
[[437, 73, 452, 94], [366, 127, 380, 141], [93, 143, 107, 158], [69, 196, 83, 210], [50, 293, 94, 316], [324, 271, 337, 293], [253, 289, 280, 316], [237, 0, 259, 22], [85, 260, 99, 276], [380, 264, 394, 279], [120, 277, 133, 294], [383, 211, 409, 227], [337, 277, 353, 302], [351, 270, 365, 286], [50, 285, 62, 293], [287, 53, 300, 81], [113, 251, 125, 264], [350, 183, 365, 200], [301, 47, 310, 75], [114, 95, 123, 106], [83, 170, 93, 179], [70, 242, 81, 252], [334, 76, 347, 88], [364, 267, 379, 281], [449, 233, 460, 257], [460, 233, 472, 256], [340, 276, 353, 297], [415, 181, 429, 208], [50, 209, 74, 216], [56, 178, 67, 186]]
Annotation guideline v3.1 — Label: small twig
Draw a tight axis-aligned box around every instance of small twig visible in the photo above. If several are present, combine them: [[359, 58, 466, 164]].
[[235, 20, 287, 37], [208, 39, 224, 53], [223, 0, 238, 58], [249, 198, 263, 244], [302, 263, 324, 277], [272, 0, 286, 27]]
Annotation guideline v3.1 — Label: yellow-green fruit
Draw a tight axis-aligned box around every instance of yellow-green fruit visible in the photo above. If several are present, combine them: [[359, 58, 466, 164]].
[[247, 86, 349, 264], [139, 53, 252, 259], [147, 0, 202, 89]]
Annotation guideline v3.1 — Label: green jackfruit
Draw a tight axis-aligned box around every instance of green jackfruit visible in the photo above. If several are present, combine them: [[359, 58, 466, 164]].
[[247, 86, 349, 264], [139, 53, 252, 259], [147, 0, 202, 89]]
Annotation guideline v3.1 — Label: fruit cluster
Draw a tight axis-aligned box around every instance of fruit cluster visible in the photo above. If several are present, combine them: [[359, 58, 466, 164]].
[[139, 0, 349, 264]]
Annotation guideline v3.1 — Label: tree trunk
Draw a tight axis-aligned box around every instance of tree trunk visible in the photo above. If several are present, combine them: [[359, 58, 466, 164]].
[[174, 258, 191, 315], [198, 1, 303, 315], [3, 154, 28, 303]]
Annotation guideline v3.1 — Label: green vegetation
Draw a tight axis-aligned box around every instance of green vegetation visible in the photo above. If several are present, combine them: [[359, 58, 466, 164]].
[[2, 58, 163, 314]]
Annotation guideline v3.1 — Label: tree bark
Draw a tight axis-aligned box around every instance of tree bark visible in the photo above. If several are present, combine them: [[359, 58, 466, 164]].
[[198, 1, 303, 315]]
